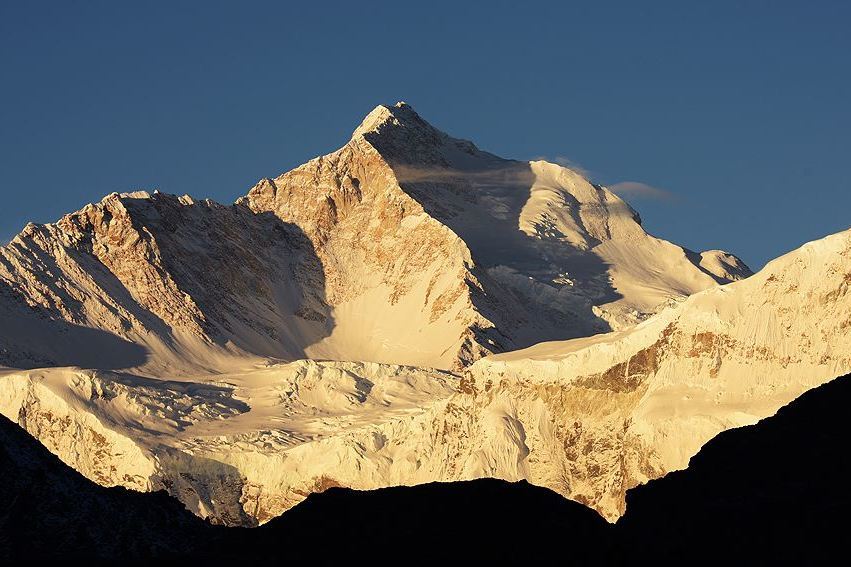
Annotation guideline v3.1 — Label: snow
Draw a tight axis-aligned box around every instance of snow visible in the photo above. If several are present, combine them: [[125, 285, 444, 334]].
[[468, 228, 851, 516], [698, 249, 754, 281], [0, 361, 457, 524], [5, 101, 840, 528]]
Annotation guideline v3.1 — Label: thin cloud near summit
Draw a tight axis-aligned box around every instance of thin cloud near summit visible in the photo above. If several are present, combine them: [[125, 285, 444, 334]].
[[531, 155, 674, 201], [606, 181, 674, 201]]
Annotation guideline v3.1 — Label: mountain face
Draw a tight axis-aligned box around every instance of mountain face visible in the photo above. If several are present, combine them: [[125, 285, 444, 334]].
[[1, 102, 742, 375], [5, 101, 846, 529], [453, 228, 851, 517], [2, 225, 843, 525], [242, 102, 745, 365], [0, 192, 330, 376], [5, 374, 851, 565]]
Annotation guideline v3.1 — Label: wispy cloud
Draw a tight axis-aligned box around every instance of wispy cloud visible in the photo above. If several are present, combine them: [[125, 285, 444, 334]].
[[393, 161, 675, 206], [393, 163, 534, 186], [606, 181, 674, 201]]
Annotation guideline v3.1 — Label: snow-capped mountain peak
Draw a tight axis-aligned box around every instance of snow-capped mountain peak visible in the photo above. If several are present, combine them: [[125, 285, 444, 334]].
[[0, 102, 792, 529], [352, 101, 425, 138]]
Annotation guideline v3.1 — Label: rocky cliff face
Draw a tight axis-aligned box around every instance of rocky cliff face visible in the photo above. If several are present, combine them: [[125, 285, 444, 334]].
[[0, 192, 329, 375], [238, 131, 510, 370]]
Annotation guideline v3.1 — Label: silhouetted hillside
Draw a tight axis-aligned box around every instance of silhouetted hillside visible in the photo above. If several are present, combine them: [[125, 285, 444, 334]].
[[228, 478, 613, 565], [0, 410, 210, 562]]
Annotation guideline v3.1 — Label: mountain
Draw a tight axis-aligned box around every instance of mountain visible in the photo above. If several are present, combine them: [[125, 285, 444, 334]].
[[8, 101, 845, 529], [0, 193, 329, 376], [0, 102, 743, 375], [462, 227, 851, 518], [0, 227, 843, 526], [241, 102, 749, 361], [5, 373, 851, 564]]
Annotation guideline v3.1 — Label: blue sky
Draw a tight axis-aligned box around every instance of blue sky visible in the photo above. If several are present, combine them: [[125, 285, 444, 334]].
[[1, 1, 849, 267]]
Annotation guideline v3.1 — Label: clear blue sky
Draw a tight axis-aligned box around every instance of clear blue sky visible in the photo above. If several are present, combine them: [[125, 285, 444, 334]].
[[2, 1, 849, 268]]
